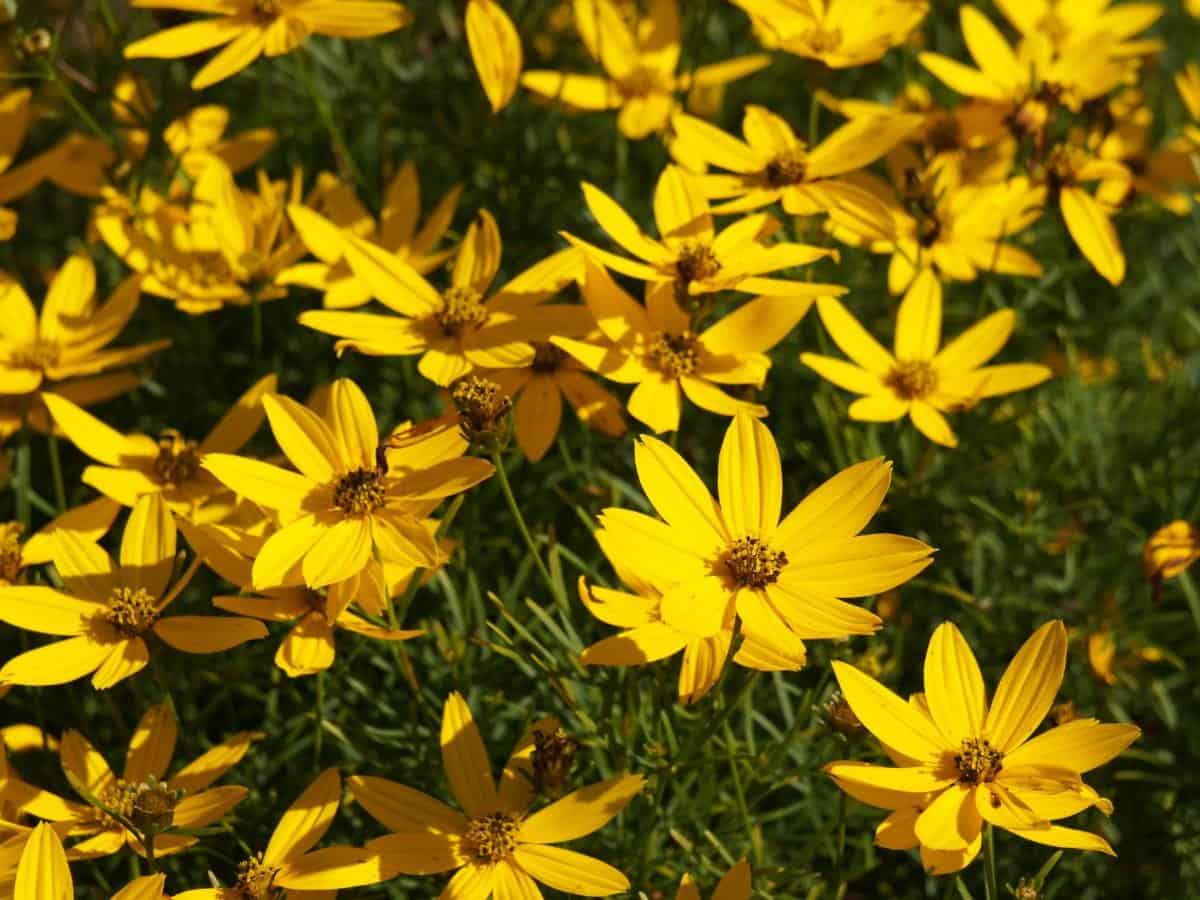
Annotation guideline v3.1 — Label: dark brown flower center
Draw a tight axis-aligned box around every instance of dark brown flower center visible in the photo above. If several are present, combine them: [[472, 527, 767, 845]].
[[531, 342, 568, 373], [452, 376, 512, 447], [725, 536, 788, 588], [236, 853, 278, 899], [252, 0, 282, 22], [765, 154, 806, 187], [884, 360, 938, 401], [645, 330, 701, 378], [436, 287, 489, 336], [10, 339, 59, 372], [153, 430, 201, 486], [463, 812, 520, 862], [954, 737, 1003, 785], [675, 243, 721, 286], [332, 467, 386, 515], [104, 586, 160, 636]]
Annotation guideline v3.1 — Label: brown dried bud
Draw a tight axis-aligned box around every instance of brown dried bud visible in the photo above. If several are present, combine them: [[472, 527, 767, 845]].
[[821, 692, 863, 737], [531, 727, 580, 797], [128, 777, 183, 833], [452, 377, 511, 451]]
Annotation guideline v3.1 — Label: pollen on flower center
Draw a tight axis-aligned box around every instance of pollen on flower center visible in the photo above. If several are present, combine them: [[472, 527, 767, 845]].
[[251, 0, 282, 21], [332, 467, 386, 515], [954, 737, 1003, 785], [926, 116, 961, 153], [10, 339, 60, 371], [765, 154, 806, 187], [463, 812, 521, 863], [0, 522, 24, 585], [153, 430, 202, 486], [531, 342, 568, 373], [436, 286, 489, 336], [806, 26, 843, 52], [645, 330, 701, 378], [675, 243, 721, 286], [104, 586, 160, 636], [725, 536, 788, 588], [884, 359, 938, 401], [620, 66, 659, 98], [236, 853, 278, 899]]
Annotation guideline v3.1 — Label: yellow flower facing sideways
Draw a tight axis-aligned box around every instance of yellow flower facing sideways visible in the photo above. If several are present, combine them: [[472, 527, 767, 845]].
[[993, 0, 1163, 59], [825, 621, 1141, 873], [275, 692, 644, 897], [283, 159, 462, 309], [203, 378, 493, 595], [301, 213, 586, 385], [0, 497, 121, 587], [677, 860, 751, 900], [553, 259, 809, 433], [566, 165, 845, 304], [593, 412, 933, 666], [1143, 520, 1200, 581], [467, 0, 523, 113], [173, 767, 357, 900], [0, 494, 268, 690], [43, 374, 276, 522], [522, 0, 769, 140], [124, 0, 412, 90], [802, 276, 1052, 448]]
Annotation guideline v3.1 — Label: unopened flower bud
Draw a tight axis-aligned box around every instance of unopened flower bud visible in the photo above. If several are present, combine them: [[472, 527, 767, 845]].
[[531, 727, 580, 797], [128, 776, 183, 833], [452, 376, 511, 451]]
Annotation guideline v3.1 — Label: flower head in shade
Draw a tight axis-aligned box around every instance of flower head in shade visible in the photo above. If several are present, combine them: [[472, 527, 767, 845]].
[[677, 860, 751, 900], [801, 275, 1052, 448], [522, 0, 768, 140], [124, 0, 412, 90], [276, 693, 644, 897], [824, 621, 1140, 873], [0, 494, 268, 690]]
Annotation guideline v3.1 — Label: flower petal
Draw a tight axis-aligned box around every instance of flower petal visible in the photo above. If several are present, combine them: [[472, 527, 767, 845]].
[[923, 622, 987, 746], [635, 436, 727, 548], [441, 692, 499, 816], [717, 411, 781, 539], [512, 844, 629, 897], [263, 767, 341, 868], [983, 621, 1068, 752], [519, 774, 644, 843], [832, 660, 947, 761]]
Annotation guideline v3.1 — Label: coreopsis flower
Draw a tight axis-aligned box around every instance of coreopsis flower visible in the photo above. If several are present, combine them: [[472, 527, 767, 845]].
[[283, 160, 462, 309], [13, 823, 71, 899], [677, 860, 750, 900], [0, 497, 120, 586], [0, 493, 268, 690], [1143, 521, 1200, 580], [592, 412, 933, 659], [993, 0, 1163, 59], [124, 0, 412, 90], [275, 692, 644, 896], [301, 214, 585, 385], [565, 165, 844, 304], [554, 260, 809, 433], [730, 0, 927, 68], [802, 277, 1052, 448], [203, 378, 493, 591], [467, 0, 523, 113], [0, 254, 167, 397], [824, 621, 1140, 872], [43, 374, 275, 522], [180, 518, 427, 677], [162, 103, 276, 184], [522, 0, 768, 140], [17, 703, 255, 858], [670, 105, 919, 218]]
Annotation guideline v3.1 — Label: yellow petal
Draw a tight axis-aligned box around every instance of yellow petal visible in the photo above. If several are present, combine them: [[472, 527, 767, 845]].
[[295, 1, 412, 38], [328, 378, 379, 471], [263, 393, 341, 482], [680, 632, 732, 703], [712, 859, 751, 900], [467, 0, 523, 113], [909, 401, 958, 448], [119, 493, 176, 600], [815, 297, 894, 376], [893, 269, 942, 362], [301, 516, 372, 589], [123, 703, 177, 783], [1060, 185, 1125, 285], [191, 26, 267, 90], [444, 863, 497, 900], [274, 611, 336, 677], [252, 514, 327, 588], [717, 411, 781, 539], [441, 692, 499, 816], [933, 309, 1014, 373], [634, 436, 727, 548], [1002, 822, 1115, 856], [203, 454, 316, 513], [60, 726, 116, 795], [1004, 719, 1140, 774], [0, 586, 97, 635], [983, 620, 1068, 752], [1, 635, 112, 687], [169, 730, 257, 794], [923, 622, 986, 746], [915, 783, 981, 852], [512, 844, 629, 896], [91, 637, 150, 690], [124, 18, 244, 60], [198, 372, 276, 454], [774, 458, 891, 546], [519, 774, 644, 843], [512, 375, 562, 463], [41, 392, 137, 467], [153, 616, 267, 653], [263, 767, 341, 867], [580, 182, 668, 263], [832, 660, 947, 761], [15, 823, 72, 900], [172, 784, 248, 829], [654, 165, 712, 242], [580, 623, 689, 667], [348, 775, 466, 833], [341, 233, 443, 316], [40, 253, 96, 343]]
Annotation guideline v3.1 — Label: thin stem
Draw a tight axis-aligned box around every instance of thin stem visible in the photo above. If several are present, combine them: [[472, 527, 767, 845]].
[[833, 789, 847, 896], [48, 434, 66, 513], [296, 49, 365, 190], [40, 61, 112, 144], [941, 875, 959, 900], [983, 823, 998, 900], [14, 427, 31, 529], [723, 719, 757, 864], [490, 450, 561, 603], [95, 0, 121, 37], [808, 88, 820, 148], [1177, 570, 1200, 638]]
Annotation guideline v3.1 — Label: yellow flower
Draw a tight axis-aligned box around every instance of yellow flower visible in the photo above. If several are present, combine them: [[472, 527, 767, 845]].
[[554, 259, 810, 433], [275, 692, 643, 896], [300, 214, 585, 385], [15, 703, 255, 859], [0, 494, 268, 690], [180, 516, 428, 677], [162, 103, 277, 185], [124, 0, 412, 90], [671, 104, 919, 218], [677, 859, 751, 900], [565, 165, 845, 303], [592, 412, 932, 658], [0, 497, 120, 587], [731, 0, 928, 68], [802, 277, 1052, 448], [1143, 520, 1200, 580], [825, 621, 1140, 873], [992, 0, 1163, 59], [467, 0, 523, 113], [43, 374, 276, 522], [0, 254, 168, 397], [1086, 629, 1163, 686], [283, 160, 462, 309], [13, 823, 71, 900], [522, 0, 768, 140], [202, 378, 493, 591]]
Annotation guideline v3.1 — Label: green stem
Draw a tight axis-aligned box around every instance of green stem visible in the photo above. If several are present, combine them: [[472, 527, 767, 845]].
[[1177, 570, 1200, 638], [96, 0, 121, 37], [14, 427, 31, 529], [48, 434, 66, 513], [983, 823, 998, 900], [490, 451, 561, 603], [941, 875, 959, 900], [834, 789, 847, 896], [723, 719, 757, 864], [296, 50, 365, 189], [40, 61, 112, 144]]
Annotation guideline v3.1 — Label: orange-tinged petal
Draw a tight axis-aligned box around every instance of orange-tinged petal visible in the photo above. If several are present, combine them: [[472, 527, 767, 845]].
[[1, 635, 112, 687], [832, 660, 947, 761], [153, 616, 267, 653], [983, 620, 1067, 752], [441, 692, 499, 816], [171, 785, 248, 829]]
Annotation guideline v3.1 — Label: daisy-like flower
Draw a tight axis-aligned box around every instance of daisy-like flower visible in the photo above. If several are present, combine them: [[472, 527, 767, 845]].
[[283, 159, 462, 309], [170, 767, 356, 899], [43, 374, 276, 522], [0, 253, 167, 397], [124, 0, 412, 90], [824, 621, 1141, 873], [522, 0, 768, 140], [671, 105, 919, 217], [554, 259, 809, 433], [300, 213, 585, 385], [993, 0, 1163, 59], [467, 0, 523, 113], [1143, 521, 1200, 581], [801, 275, 1053, 448], [677, 860, 751, 900], [203, 378, 493, 593], [595, 411, 933, 657], [566, 166, 843, 305], [0, 497, 120, 587], [275, 693, 644, 897], [0, 493, 268, 690]]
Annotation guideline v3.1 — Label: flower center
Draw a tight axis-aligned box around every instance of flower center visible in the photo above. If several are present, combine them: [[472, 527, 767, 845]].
[[765, 154, 806, 187], [97, 777, 181, 832], [332, 467, 386, 515], [645, 330, 701, 378], [463, 812, 520, 863], [674, 243, 721, 287], [252, 0, 282, 22], [725, 536, 788, 588], [9, 339, 60, 372], [452, 376, 512, 448], [806, 26, 843, 53], [0, 521, 24, 585], [153, 430, 201, 486], [104, 586, 160, 636], [436, 287, 489, 336], [926, 116, 961, 153], [884, 360, 938, 401], [236, 853, 279, 899], [954, 737, 1003, 785], [619, 66, 660, 99], [531, 342, 568, 373]]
